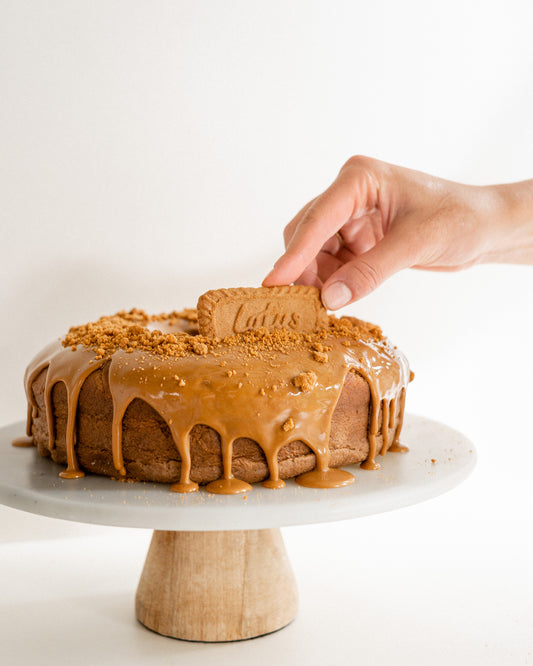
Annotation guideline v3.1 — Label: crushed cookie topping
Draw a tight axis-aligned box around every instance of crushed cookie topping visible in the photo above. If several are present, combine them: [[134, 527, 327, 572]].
[[281, 417, 295, 432], [62, 308, 385, 360], [312, 351, 329, 363], [292, 371, 318, 393]]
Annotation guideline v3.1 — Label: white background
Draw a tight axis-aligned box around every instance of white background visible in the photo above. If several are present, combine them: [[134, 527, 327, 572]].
[[1, 1, 532, 664]]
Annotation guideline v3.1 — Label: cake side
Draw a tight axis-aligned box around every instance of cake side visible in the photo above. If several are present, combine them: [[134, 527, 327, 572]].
[[28, 365, 402, 485]]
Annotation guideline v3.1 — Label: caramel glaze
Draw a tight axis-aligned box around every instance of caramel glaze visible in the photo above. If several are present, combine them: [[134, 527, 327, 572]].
[[23, 333, 409, 494], [11, 436, 34, 447]]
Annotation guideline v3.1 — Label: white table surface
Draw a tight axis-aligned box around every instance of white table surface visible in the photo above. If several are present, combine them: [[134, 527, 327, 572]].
[[1, 497, 531, 666]]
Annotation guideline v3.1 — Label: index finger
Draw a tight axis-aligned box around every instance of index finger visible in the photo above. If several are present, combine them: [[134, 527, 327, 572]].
[[263, 163, 375, 286]]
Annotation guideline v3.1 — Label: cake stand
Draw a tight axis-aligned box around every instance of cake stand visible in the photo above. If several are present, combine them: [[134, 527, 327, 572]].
[[0, 414, 475, 642]]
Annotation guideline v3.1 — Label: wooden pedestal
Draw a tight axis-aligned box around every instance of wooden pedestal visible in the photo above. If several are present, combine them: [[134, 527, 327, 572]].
[[135, 528, 298, 642]]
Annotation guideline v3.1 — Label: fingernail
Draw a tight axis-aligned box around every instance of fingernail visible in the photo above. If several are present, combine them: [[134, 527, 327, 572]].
[[322, 282, 352, 310]]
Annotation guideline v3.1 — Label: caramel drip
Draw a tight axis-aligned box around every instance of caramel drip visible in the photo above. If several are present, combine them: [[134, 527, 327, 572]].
[[262, 449, 285, 489], [169, 430, 199, 494], [205, 437, 253, 495], [23, 327, 410, 493], [12, 435, 34, 447], [379, 395, 396, 458], [380, 399, 390, 456], [389, 387, 409, 453], [24, 342, 106, 479], [341, 337, 409, 472], [24, 340, 60, 436], [26, 402, 33, 438], [110, 394, 131, 477], [106, 346, 353, 492], [389, 397, 397, 428], [295, 467, 355, 489], [359, 367, 381, 471]]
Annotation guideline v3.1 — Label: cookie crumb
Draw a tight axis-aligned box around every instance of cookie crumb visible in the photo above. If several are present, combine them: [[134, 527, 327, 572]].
[[192, 340, 209, 356], [282, 417, 295, 432], [293, 371, 318, 392]]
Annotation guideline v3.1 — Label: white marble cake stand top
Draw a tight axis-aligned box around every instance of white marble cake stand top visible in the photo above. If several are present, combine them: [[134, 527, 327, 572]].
[[0, 414, 475, 531]]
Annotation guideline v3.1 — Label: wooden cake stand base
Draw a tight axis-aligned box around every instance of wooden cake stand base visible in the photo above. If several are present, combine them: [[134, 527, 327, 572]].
[[0, 416, 475, 643], [136, 529, 297, 641]]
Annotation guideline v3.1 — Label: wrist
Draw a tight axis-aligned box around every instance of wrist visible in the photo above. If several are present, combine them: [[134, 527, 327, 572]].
[[481, 181, 533, 264]]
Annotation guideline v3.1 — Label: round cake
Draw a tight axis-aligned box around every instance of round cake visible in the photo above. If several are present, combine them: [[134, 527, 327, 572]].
[[20, 287, 411, 495]]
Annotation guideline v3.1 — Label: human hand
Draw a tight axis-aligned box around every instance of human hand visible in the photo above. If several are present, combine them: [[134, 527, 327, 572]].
[[263, 156, 533, 309]]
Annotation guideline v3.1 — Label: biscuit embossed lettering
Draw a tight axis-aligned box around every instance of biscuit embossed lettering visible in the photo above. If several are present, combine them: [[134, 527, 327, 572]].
[[197, 286, 328, 338], [233, 302, 301, 333]]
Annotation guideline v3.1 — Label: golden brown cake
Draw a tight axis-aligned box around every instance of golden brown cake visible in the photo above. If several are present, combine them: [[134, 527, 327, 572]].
[[20, 287, 411, 495]]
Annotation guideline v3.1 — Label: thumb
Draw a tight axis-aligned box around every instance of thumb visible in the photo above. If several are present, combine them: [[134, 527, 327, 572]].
[[321, 229, 414, 309]]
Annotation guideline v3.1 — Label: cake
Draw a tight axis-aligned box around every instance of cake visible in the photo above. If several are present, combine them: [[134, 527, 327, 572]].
[[19, 286, 412, 495]]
